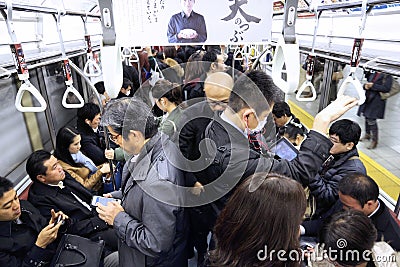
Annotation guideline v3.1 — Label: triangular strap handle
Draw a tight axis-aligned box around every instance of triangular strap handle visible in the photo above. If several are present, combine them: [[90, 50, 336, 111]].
[[0, 66, 11, 79], [271, 36, 300, 94], [83, 58, 102, 77], [15, 81, 47, 112], [296, 80, 317, 102], [62, 85, 85, 108], [337, 75, 366, 105], [120, 47, 132, 61]]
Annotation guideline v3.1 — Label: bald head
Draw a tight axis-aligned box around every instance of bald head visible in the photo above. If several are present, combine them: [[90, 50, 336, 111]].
[[204, 72, 234, 111]]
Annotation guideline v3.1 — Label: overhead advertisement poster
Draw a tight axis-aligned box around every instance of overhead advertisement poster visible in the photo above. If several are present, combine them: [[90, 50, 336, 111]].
[[113, 0, 273, 46]]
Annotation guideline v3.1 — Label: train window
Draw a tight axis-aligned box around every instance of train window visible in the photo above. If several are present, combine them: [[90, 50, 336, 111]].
[[0, 76, 34, 183], [42, 62, 78, 130]]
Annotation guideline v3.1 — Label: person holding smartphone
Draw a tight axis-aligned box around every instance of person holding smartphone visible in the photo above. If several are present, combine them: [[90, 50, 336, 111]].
[[0, 176, 68, 267]]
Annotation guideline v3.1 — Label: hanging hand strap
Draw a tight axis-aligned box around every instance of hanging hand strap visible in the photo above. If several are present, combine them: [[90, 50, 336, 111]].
[[296, 54, 317, 101], [54, 11, 85, 108], [271, 35, 300, 94], [81, 15, 101, 77], [2, 1, 47, 112], [337, 38, 366, 105], [0, 66, 11, 79]]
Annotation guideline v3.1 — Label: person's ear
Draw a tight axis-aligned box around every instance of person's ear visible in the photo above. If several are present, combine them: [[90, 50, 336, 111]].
[[346, 142, 354, 150], [242, 109, 254, 123], [37, 174, 46, 183], [85, 119, 91, 126]]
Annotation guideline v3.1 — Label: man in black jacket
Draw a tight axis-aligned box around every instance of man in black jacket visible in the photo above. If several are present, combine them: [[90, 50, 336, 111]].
[[339, 173, 400, 251], [76, 102, 108, 165], [200, 70, 358, 220], [0, 176, 65, 267], [26, 150, 118, 256]]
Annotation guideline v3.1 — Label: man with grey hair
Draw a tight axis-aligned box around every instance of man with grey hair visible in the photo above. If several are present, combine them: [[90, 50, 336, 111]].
[[96, 98, 188, 266]]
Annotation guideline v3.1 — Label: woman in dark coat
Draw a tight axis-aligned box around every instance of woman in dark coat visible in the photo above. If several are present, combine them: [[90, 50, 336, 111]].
[[357, 71, 392, 149]]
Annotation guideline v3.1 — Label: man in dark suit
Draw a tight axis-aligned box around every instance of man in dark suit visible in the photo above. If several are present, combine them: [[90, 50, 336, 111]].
[[338, 173, 400, 251], [26, 150, 118, 256], [0, 176, 65, 267]]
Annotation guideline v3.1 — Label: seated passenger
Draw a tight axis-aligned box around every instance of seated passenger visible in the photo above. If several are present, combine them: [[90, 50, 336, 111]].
[[313, 209, 397, 267], [339, 173, 400, 251], [76, 103, 108, 165], [0, 176, 66, 267], [96, 98, 187, 267], [151, 79, 183, 137], [307, 119, 366, 225], [210, 173, 306, 266], [26, 150, 118, 255], [55, 127, 110, 191]]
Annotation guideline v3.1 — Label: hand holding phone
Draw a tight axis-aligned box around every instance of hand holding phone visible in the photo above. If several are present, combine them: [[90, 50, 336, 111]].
[[52, 215, 64, 228], [91, 196, 121, 206]]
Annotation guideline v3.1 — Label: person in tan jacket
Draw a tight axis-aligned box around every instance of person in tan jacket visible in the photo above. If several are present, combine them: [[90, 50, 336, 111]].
[[54, 127, 110, 192]]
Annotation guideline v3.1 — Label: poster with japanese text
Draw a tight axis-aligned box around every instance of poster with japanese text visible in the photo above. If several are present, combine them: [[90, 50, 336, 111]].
[[113, 0, 273, 45]]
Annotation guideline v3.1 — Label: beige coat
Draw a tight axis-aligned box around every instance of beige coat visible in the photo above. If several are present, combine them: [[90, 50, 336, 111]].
[[59, 160, 103, 191]]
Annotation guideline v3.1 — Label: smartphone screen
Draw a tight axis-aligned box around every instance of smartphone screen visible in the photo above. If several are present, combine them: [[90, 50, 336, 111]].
[[91, 196, 120, 206]]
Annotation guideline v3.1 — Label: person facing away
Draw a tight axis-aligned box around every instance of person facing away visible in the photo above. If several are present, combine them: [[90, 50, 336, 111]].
[[54, 127, 110, 192], [314, 209, 397, 267], [167, 0, 207, 43], [308, 119, 366, 220], [96, 98, 188, 267], [357, 71, 392, 149], [0, 176, 67, 267], [210, 172, 307, 267], [26, 150, 118, 256]]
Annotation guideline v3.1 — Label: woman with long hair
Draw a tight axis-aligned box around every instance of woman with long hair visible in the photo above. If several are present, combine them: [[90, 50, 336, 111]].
[[54, 127, 110, 192], [210, 172, 307, 267]]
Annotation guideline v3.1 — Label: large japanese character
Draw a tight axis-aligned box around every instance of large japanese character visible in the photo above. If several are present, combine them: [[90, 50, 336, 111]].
[[222, 0, 261, 23]]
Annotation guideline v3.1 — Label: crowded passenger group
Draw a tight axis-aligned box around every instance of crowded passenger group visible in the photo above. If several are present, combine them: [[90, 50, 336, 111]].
[[1, 45, 399, 267]]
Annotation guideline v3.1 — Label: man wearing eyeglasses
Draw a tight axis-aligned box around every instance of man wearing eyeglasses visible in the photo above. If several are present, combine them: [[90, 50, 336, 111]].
[[178, 71, 233, 265]]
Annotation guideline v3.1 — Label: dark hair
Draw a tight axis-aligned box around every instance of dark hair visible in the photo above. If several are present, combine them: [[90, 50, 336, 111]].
[[77, 102, 100, 123], [151, 80, 182, 106], [0, 176, 14, 198], [94, 81, 105, 94], [272, 101, 292, 118], [54, 127, 81, 167], [101, 98, 159, 140], [122, 78, 133, 89], [321, 209, 376, 266], [285, 118, 308, 139], [329, 119, 361, 147], [163, 46, 177, 59], [202, 49, 220, 72], [339, 173, 379, 206], [211, 173, 306, 267], [26, 150, 52, 182], [229, 70, 283, 115], [184, 50, 205, 82]]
